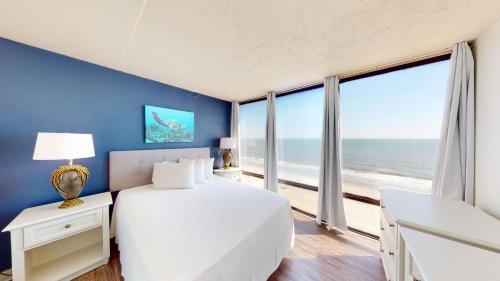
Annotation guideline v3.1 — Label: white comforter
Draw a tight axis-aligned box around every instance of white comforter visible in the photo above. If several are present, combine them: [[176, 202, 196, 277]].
[[113, 176, 294, 281]]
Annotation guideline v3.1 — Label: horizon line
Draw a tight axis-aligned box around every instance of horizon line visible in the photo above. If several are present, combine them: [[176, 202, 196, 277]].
[[240, 137, 441, 140]]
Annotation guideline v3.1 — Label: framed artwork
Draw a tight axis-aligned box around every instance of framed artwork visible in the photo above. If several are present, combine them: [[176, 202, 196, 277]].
[[144, 105, 194, 143]]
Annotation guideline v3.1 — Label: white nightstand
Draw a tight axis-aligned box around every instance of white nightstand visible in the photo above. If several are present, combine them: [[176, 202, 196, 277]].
[[213, 167, 242, 182], [2, 192, 112, 281]]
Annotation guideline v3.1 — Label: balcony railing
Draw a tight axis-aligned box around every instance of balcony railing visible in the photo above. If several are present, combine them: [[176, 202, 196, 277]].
[[243, 171, 380, 205], [241, 171, 381, 239]]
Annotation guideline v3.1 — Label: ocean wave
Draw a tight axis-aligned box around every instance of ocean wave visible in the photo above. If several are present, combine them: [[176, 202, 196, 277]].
[[241, 157, 432, 194], [241, 138, 439, 179], [342, 169, 431, 193]]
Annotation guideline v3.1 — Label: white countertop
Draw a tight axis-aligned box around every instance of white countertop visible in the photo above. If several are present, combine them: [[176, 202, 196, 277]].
[[381, 188, 500, 252], [400, 226, 500, 281]]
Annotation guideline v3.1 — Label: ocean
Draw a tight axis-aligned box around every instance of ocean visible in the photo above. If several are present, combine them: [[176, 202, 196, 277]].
[[240, 138, 439, 194]]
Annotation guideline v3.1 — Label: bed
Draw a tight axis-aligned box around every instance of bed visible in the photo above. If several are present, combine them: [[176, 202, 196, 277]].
[[109, 147, 294, 281]]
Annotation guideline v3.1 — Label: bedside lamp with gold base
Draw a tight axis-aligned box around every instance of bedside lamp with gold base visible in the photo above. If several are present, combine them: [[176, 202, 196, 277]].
[[33, 132, 95, 209], [220, 137, 235, 169]]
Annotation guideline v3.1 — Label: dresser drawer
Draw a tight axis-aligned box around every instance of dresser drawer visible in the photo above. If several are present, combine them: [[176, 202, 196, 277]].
[[381, 212, 397, 249], [381, 203, 398, 244], [380, 232, 398, 281], [23, 208, 102, 249]]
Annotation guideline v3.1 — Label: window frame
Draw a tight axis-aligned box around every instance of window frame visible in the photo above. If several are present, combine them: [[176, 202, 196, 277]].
[[238, 53, 451, 238]]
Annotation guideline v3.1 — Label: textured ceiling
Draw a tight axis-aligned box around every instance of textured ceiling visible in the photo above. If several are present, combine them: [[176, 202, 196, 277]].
[[1, 0, 500, 101]]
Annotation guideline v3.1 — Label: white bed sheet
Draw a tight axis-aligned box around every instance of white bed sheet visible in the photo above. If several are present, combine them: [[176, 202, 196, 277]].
[[113, 176, 294, 281]]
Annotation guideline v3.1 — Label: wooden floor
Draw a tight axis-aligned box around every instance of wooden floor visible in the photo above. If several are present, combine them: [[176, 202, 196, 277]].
[[75, 212, 385, 281]]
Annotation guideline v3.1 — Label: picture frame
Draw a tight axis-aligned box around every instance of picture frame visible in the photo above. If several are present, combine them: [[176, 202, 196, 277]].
[[144, 105, 194, 143]]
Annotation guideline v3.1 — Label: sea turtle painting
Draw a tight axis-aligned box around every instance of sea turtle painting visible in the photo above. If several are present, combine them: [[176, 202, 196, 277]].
[[145, 105, 194, 143]]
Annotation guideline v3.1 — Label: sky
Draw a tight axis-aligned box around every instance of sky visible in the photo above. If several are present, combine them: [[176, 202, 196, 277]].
[[239, 60, 449, 139]]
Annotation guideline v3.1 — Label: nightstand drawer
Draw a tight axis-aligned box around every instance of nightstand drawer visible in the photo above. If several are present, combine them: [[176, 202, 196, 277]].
[[231, 173, 241, 181], [213, 168, 242, 182], [24, 209, 102, 249]]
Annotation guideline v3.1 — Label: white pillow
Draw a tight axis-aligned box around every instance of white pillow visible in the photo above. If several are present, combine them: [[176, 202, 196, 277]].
[[152, 161, 195, 189], [203, 158, 215, 179], [178, 158, 205, 184], [153, 161, 174, 183]]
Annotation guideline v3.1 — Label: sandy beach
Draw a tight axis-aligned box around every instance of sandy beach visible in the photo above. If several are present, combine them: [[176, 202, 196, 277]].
[[239, 157, 433, 236], [240, 174, 382, 236]]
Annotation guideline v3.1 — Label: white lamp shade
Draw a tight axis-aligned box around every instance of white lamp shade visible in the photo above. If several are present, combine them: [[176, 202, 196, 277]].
[[220, 137, 235, 149], [33, 133, 95, 160]]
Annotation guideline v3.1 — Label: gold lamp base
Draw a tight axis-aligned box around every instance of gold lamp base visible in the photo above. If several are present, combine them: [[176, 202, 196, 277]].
[[222, 150, 233, 169], [50, 163, 90, 209], [59, 198, 85, 209]]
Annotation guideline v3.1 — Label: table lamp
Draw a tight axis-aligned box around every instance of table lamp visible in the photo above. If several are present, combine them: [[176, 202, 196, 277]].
[[220, 137, 235, 169], [33, 133, 95, 209]]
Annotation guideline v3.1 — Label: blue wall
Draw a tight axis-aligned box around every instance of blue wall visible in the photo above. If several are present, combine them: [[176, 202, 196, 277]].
[[0, 38, 231, 269]]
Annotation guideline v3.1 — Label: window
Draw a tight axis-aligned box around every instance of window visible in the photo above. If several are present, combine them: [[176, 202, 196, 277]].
[[275, 87, 324, 214], [239, 87, 324, 213], [239, 57, 450, 238], [339, 58, 450, 235], [240, 100, 266, 186], [275, 87, 324, 186]]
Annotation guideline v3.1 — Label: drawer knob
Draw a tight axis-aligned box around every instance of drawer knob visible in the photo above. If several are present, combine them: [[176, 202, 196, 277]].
[[389, 251, 394, 256], [65, 224, 71, 229], [380, 249, 384, 253], [381, 205, 386, 209], [389, 224, 395, 228], [380, 227, 385, 231]]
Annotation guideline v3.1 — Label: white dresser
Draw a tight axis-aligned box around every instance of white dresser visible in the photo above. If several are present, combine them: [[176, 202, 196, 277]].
[[399, 226, 500, 281], [2, 192, 112, 281], [380, 189, 500, 281], [379, 196, 399, 281]]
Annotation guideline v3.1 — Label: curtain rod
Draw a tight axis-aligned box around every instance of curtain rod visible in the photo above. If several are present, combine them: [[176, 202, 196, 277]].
[[338, 48, 452, 80], [240, 81, 323, 104], [238, 47, 453, 104]]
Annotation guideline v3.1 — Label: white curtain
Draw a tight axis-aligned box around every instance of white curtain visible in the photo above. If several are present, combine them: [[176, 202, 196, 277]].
[[432, 42, 475, 204], [317, 76, 347, 230], [264, 91, 278, 192], [230, 101, 241, 167]]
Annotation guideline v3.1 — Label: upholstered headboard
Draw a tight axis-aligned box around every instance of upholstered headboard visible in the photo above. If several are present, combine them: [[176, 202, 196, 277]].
[[109, 147, 210, 192]]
